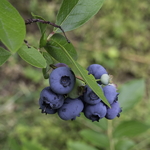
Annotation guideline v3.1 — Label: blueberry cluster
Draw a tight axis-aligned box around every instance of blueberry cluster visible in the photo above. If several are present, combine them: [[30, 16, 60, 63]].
[[39, 63, 122, 122]]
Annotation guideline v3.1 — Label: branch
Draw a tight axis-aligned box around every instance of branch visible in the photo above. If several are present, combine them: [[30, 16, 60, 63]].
[[25, 18, 70, 43]]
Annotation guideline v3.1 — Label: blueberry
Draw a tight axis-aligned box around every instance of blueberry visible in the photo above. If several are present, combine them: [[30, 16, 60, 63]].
[[103, 84, 119, 104], [84, 102, 107, 122], [49, 67, 76, 94], [58, 97, 84, 120], [87, 64, 108, 79], [39, 97, 57, 114], [83, 84, 102, 105], [105, 101, 122, 120], [39, 86, 64, 112]]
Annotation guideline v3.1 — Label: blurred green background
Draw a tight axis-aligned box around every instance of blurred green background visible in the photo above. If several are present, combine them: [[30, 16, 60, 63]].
[[0, 0, 150, 150]]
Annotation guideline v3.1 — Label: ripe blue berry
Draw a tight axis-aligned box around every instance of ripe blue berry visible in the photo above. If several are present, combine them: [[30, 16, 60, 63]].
[[87, 64, 108, 79], [39, 86, 64, 111], [84, 102, 107, 122], [39, 97, 57, 114], [49, 67, 75, 94], [105, 101, 122, 120], [58, 97, 84, 120], [83, 84, 102, 105], [103, 84, 119, 104]]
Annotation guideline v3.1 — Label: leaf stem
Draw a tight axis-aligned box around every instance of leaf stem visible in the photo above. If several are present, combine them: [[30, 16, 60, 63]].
[[47, 32, 55, 41], [108, 120, 115, 150]]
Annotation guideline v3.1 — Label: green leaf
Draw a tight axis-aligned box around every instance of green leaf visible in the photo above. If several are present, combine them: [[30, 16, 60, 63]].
[[42, 52, 53, 79], [113, 120, 149, 138], [44, 33, 110, 106], [45, 33, 77, 62], [67, 141, 98, 150], [18, 44, 46, 68], [118, 79, 145, 111], [0, 0, 26, 52], [115, 139, 135, 150], [42, 67, 50, 79], [0, 47, 11, 66], [39, 32, 47, 48], [55, 0, 105, 32], [79, 129, 109, 148], [43, 52, 53, 65]]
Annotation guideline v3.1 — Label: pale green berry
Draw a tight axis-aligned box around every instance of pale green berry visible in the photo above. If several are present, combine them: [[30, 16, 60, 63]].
[[100, 74, 110, 85]]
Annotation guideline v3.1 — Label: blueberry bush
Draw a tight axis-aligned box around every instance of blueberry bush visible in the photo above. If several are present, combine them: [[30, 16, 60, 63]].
[[0, 0, 110, 106], [0, 0, 150, 150]]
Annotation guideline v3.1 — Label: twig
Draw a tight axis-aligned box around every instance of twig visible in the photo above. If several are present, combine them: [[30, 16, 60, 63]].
[[25, 18, 70, 43], [24, 40, 31, 48]]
